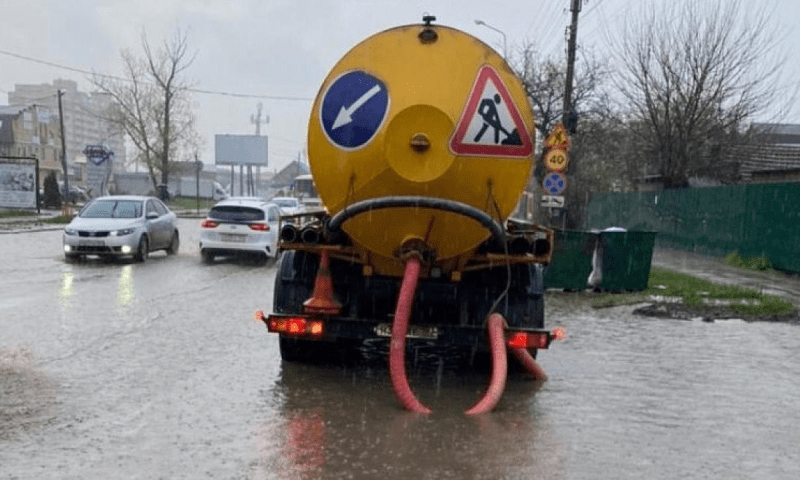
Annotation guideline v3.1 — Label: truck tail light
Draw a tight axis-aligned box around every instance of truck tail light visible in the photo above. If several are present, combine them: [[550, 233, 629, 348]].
[[258, 312, 324, 338], [552, 327, 566, 341], [507, 327, 565, 349]]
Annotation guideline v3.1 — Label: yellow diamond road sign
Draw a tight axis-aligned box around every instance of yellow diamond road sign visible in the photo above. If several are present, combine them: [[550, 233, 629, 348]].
[[545, 123, 571, 150]]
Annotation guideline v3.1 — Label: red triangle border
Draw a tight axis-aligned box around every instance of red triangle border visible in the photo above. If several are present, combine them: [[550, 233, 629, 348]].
[[449, 65, 533, 158]]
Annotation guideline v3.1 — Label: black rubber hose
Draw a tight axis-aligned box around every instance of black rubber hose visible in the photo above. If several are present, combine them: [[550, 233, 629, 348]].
[[280, 223, 298, 243], [327, 196, 505, 242], [300, 225, 322, 244]]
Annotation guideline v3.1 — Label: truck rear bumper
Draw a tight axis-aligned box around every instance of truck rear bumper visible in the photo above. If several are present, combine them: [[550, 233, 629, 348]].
[[256, 312, 559, 350]]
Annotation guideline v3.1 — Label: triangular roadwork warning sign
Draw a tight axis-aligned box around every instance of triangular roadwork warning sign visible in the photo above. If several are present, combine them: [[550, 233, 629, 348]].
[[545, 123, 571, 150], [450, 65, 533, 157]]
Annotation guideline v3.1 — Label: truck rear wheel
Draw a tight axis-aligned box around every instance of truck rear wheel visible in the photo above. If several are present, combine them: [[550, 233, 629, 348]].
[[273, 251, 364, 363], [273, 250, 320, 362], [278, 336, 317, 362], [460, 263, 544, 329], [273, 250, 315, 312], [461, 263, 544, 368]]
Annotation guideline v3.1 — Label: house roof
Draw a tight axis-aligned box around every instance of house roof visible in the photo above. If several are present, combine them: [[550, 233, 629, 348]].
[[751, 123, 800, 146], [270, 160, 309, 187], [0, 105, 27, 116], [739, 144, 800, 179], [734, 124, 800, 180]]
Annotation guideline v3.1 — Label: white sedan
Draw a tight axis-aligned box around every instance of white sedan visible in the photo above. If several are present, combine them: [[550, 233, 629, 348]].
[[271, 196, 303, 217], [198, 197, 282, 263], [62, 195, 180, 262]]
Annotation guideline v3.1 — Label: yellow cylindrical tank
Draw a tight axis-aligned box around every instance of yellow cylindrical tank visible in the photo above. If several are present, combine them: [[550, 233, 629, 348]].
[[308, 21, 535, 265]]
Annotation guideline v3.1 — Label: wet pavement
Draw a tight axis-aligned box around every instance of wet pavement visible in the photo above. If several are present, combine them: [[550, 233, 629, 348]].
[[2, 221, 800, 479], [650, 247, 800, 308]]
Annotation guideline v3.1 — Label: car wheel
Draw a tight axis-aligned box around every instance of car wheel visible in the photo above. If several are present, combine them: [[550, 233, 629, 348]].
[[134, 235, 149, 262], [167, 230, 180, 255], [201, 249, 215, 264]]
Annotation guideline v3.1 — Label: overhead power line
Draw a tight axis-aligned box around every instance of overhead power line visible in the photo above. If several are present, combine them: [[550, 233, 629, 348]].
[[0, 48, 312, 102]]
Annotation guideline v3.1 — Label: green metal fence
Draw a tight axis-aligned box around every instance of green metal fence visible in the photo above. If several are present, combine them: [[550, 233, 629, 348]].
[[586, 184, 800, 273]]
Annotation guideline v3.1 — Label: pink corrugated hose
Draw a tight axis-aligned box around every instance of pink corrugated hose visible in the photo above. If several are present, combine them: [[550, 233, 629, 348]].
[[389, 256, 432, 414]]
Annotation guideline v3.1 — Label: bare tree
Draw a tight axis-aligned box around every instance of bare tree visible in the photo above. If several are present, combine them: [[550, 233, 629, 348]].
[[612, 0, 790, 188], [511, 42, 613, 227], [514, 45, 563, 141], [94, 29, 197, 193]]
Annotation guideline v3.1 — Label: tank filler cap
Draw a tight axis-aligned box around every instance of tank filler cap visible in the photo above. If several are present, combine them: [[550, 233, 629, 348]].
[[409, 133, 431, 152], [419, 13, 438, 43]]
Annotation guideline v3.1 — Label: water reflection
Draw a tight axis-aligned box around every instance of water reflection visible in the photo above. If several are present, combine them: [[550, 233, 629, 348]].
[[58, 270, 74, 307], [117, 265, 134, 308], [283, 408, 327, 476], [249, 299, 800, 479], [255, 360, 568, 479]]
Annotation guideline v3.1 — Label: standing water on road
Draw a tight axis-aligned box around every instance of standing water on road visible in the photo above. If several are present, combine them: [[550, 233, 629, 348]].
[[2, 222, 799, 478]]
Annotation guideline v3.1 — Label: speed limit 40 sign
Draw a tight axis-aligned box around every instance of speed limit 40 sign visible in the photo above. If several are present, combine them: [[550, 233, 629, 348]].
[[544, 148, 568, 172]]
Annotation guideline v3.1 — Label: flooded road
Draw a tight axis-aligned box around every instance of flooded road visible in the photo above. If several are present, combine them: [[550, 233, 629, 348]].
[[2, 218, 799, 479]]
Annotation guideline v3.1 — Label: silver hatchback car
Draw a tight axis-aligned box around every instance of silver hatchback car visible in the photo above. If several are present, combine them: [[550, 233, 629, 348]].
[[62, 195, 180, 262], [199, 197, 281, 263]]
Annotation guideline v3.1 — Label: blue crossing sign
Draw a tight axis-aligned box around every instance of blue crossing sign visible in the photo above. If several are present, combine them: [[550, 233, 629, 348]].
[[319, 70, 389, 150], [543, 171, 567, 195]]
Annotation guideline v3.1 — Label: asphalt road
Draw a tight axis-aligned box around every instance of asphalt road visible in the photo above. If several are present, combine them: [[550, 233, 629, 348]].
[[2, 218, 799, 479]]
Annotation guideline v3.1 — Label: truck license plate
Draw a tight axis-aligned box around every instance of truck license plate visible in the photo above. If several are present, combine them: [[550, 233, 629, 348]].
[[374, 323, 438, 339]]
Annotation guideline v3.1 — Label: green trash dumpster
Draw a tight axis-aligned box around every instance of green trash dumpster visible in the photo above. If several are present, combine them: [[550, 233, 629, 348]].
[[598, 231, 657, 291], [544, 230, 599, 290]]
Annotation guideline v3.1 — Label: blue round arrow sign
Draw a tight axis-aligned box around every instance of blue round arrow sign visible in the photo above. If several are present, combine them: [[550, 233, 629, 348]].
[[543, 172, 567, 195], [320, 70, 389, 150]]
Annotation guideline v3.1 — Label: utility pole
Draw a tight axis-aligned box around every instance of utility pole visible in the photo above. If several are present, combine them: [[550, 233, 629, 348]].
[[250, 102, 269, 136], [57, 90, 69, 206], [249, 102, 269, 196], [562, 0, 582, 130]]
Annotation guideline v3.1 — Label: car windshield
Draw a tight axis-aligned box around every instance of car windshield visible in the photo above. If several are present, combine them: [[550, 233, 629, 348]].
[[274, 199, 298, 208], [209, 205, 265, 222], [81, 200, 143, 219]]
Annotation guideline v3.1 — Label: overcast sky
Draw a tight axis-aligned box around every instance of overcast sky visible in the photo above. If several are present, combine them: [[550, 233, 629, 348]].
[[2, 0, 798, 172]]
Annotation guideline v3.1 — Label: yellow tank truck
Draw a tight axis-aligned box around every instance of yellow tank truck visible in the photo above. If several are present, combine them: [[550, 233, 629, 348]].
[[257, 16, 563, 414]]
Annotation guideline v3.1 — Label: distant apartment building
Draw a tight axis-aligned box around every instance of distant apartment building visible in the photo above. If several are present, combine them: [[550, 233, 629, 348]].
[[5, 78, 126, 185], [0, 104, 63, 183]]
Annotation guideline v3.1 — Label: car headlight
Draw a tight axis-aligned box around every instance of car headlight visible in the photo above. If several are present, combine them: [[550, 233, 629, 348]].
[[111, 228, 136, 237], [64, 227, 77, 236]]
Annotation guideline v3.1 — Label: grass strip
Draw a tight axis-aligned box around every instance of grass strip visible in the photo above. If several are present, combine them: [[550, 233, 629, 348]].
[[590, 266, 795, 316]]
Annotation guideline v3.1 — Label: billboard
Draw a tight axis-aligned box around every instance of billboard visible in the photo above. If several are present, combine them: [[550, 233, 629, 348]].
[[214, 134, 268, 166], [0, 157, 37, 209], [83, 145, 113, 197]]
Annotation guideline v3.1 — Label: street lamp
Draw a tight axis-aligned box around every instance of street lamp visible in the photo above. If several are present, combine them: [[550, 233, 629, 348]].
[[474, 19, 507, 59]]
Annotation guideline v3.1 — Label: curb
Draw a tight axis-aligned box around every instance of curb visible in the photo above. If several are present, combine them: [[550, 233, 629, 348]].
[[0, 210, 206, 234]]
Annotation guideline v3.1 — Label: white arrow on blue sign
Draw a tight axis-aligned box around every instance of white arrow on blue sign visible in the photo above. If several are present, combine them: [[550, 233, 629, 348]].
[[320, 70, 389, 150], [542, 171, 567, 195]]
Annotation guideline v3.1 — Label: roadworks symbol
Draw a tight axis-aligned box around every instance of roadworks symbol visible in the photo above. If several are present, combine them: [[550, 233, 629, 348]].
[[450, 65, 532, 158]]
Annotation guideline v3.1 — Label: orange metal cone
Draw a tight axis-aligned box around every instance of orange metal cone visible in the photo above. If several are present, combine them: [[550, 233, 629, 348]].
[[303, 249, 343, 315]]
